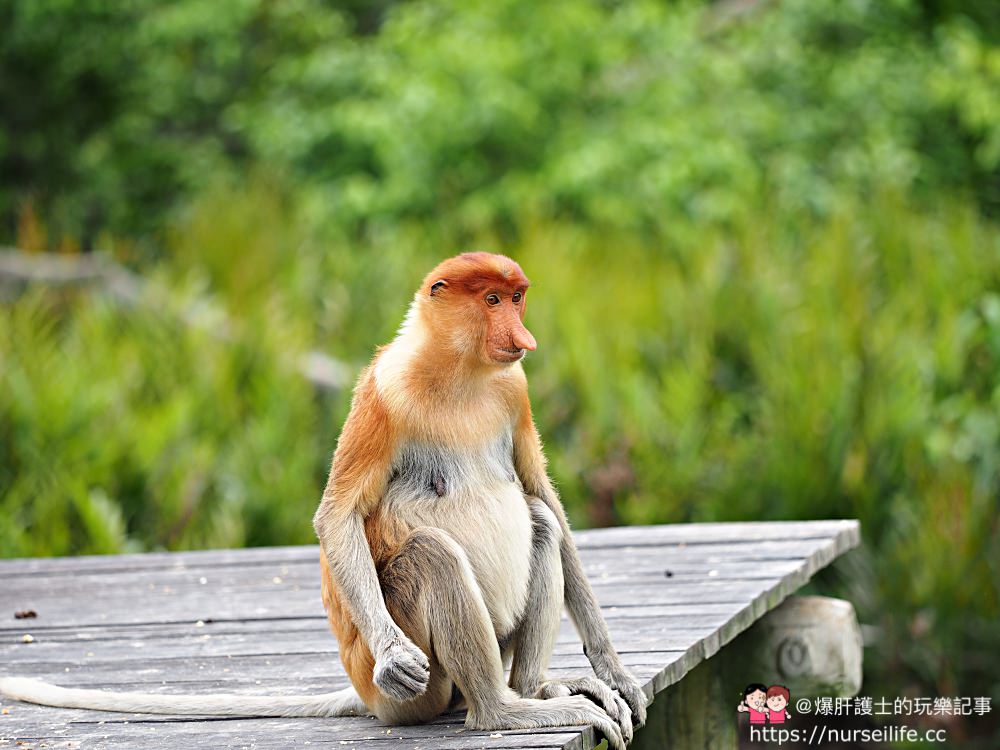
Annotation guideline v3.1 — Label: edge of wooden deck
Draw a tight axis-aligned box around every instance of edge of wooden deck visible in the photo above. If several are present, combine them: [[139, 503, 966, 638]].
[[0, 520, 862, 750]]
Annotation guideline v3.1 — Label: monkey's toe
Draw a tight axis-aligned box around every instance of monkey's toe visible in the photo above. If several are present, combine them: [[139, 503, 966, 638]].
[[539, 677, 633, 743], [606, 674, 647, 728]]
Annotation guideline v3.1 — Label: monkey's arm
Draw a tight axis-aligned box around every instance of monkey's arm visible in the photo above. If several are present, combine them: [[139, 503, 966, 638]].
[[513, 405, 649, 726], [313, 378, 430, 702]]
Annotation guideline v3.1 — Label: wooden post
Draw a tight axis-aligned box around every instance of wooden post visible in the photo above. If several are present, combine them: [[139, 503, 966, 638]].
[[634, 596, 862, 750], [724, 595, 863, 698]]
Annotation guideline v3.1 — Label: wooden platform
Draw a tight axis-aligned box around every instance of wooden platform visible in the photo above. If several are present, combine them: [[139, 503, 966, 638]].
[[0, 520, 859, 749]]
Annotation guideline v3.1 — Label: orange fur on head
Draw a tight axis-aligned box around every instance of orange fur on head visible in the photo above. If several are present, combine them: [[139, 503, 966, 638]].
[[415, 252, 536, 366], [419, 252, 530, 295]]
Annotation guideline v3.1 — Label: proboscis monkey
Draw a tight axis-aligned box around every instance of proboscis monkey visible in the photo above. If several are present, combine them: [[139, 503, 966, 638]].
[[0, 253, 647, 749]]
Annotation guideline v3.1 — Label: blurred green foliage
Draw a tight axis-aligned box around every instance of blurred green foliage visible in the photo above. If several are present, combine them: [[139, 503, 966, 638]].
[[1, 0, 999, 740], [4, 0, 1000, 244]]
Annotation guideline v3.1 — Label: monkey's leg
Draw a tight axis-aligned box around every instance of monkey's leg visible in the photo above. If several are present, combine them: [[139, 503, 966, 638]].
[[507, 499, 633, 743], [376, 526, 626, 750], [506, 499, 563, 695]]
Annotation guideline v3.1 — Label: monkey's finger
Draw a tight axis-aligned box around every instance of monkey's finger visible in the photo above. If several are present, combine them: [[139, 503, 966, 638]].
[[396, 638, 431, 672], [395, 652, 430, 680], [395, 669, 429, 695], [373, 665, 429, 702], [569, 698, 625, 750], [571, 680, 617, 718], [614, 682, 647, 728], [611, 693, 634, 743], [595, 690, 633, 744], [380, 638, 430, 681], [586, 708, 626, 750], [570, 678, 632, 744], [396, 657, 431, 684], [400, 646, 431, 674]]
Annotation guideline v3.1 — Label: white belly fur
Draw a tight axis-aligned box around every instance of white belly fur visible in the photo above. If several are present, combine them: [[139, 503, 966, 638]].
[[382, 441, 533, 639]]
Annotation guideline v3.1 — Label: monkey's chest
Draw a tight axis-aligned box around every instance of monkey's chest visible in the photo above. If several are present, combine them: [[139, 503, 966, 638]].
[[383, 439, 533, 639]]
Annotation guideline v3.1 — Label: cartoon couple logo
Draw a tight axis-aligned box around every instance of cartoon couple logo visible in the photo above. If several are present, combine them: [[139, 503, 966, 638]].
[[738, 684, 792, 725]]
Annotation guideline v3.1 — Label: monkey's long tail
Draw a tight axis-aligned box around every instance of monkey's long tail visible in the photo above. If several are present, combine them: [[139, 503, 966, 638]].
[[0, 676, 367, 717]]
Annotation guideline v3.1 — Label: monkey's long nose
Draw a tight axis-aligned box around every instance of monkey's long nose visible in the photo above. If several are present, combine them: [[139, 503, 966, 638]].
[[512, 323, 537, 352]]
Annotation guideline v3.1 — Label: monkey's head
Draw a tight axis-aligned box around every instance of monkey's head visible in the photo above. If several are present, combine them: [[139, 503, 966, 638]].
[[417, 252, 537, 366]]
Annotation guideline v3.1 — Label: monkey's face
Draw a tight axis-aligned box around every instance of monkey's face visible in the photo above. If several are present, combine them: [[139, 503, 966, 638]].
[[421, 252, 537, 367], [479, 287, 536, 364]]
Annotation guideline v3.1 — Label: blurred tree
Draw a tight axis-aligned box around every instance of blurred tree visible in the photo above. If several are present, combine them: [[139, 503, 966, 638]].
[[2, 0, 999, 248], [0, 0, 348, 248]]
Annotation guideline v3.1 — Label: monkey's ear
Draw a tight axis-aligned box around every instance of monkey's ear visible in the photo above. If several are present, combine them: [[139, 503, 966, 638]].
[[430, 280, 448, 296]]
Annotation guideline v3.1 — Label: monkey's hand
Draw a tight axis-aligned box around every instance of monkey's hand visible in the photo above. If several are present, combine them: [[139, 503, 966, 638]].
[[592, 663, 648, 729], [373, 633, 431, 701], [537, 677, 634, 744]]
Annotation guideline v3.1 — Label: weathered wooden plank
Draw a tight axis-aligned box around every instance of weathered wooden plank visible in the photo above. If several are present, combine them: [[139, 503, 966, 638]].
[[0, 653, 676, 688], [0, 605, 746, 648], [0, 704, 588, 747], [1, 579, 780, 630], [0, 520, 860, 750], [0, 520, 858, 576], [2, 576, 772, 618], [572, 519, 859, 548], [0, 660, 658, 698], [1, 618, 726, 661], [0, 609, 734, 647], [0, 639, 698, 674], [0, 545, 833, 625], [2, 721, 590, 750], [0, 554, 809, 599]]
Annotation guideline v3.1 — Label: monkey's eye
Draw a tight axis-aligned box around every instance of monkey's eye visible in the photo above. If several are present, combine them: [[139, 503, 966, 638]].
[[485, 294, 501, 306], [512, 292, 522, 303]]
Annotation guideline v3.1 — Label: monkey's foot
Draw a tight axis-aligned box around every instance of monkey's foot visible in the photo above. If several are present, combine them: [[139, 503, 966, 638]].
[[536, 676, 633, 743], [372, 635, 431, 702], [470, 695, 626, 750]]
